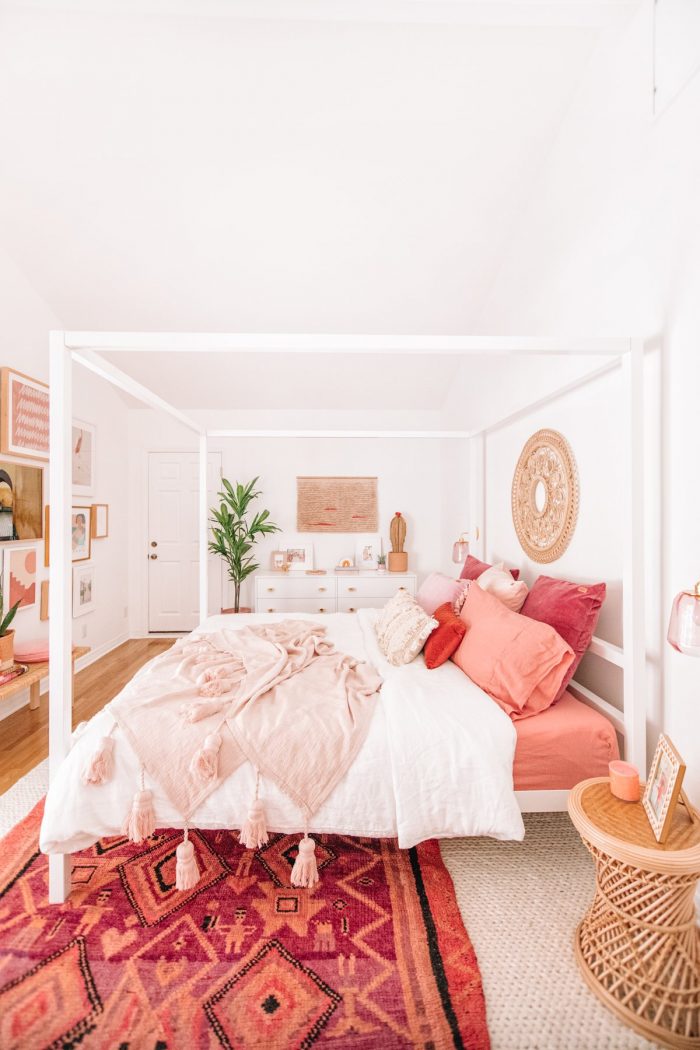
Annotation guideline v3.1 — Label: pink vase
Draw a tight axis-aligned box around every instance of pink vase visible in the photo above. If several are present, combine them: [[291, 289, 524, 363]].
[[667, 582, 700, 656]]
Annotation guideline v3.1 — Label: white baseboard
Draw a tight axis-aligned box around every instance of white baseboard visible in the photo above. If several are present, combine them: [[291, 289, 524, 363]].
[[0, 632, 131, 722], [129, 631, 187, 640]]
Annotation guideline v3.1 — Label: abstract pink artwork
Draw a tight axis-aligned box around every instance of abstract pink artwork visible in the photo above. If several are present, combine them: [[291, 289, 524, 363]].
[[1, 368, 49, 461], [4, 546, 37, 610]]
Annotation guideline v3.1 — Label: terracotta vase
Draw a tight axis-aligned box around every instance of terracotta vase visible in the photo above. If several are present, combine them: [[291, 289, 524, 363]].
[[388, 552, 408, 573], [0, 629, 15, 672]]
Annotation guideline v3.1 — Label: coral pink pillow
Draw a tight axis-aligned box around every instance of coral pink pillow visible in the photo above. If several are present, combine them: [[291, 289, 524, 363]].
[[520, 576, 606, 702], [415, 573, 468, 615], [477, 565, 528, 612], [423, 602, 467, 669], [459, 555, 519, 582], [452, 582, 574, 719]]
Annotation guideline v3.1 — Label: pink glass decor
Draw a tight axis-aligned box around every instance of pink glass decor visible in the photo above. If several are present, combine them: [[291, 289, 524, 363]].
[[452, 534, 470, 564], [667, 581, 700, 657]]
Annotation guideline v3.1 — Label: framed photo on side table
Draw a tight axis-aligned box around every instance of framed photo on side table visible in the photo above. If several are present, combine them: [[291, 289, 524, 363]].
[[642, 734, 688, 843]]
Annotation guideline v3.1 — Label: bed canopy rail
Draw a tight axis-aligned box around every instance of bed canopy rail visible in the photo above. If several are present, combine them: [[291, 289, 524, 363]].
[[49, 332, 644, 901]]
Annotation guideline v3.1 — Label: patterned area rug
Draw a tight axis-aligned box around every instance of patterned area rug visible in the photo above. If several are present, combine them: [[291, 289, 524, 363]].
[[0, 802, 489, 1049]]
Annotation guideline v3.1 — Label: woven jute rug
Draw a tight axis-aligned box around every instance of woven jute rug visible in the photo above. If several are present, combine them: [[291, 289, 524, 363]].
[[0, 801, 489, 1049]]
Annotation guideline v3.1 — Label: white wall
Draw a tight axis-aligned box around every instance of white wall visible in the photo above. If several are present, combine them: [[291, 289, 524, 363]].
[[478, 4, 699, 798], [127, 408, 467, 633], [0, 248, 130, 717]]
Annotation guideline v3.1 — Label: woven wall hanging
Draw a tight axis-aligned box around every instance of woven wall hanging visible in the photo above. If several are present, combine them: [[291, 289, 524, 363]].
[[297, 476, 378, 533], [511, 429, 579, 563]]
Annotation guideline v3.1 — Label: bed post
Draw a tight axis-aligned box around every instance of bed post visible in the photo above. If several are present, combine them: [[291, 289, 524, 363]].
[[622, 341, 646, 772], [48, 332, 73, 903], [199, 431, 209, 624]]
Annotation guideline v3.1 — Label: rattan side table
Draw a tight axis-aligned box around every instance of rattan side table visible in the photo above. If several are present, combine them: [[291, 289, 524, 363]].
[[569, 777, 700, 1050]]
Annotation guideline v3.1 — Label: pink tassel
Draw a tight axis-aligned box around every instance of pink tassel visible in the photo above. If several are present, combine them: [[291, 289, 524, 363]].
[[290, 835, 319, 888], [175, 830, 200, 891], [198, 679, 233, 698], [81, 736, 115, 785], [122, 788, 156, 843], [180, 698, 225, 722], [190, 732, 222, 783], [239, 799, 269, 849]]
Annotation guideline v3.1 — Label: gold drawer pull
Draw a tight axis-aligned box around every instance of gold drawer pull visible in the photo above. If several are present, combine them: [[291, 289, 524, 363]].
[[267, 587, 275, 592], [348, 607, 356, 613], [348, 586, 356, 592], [318, 607, 326, 613], [318, 586, 327, 592], [267, 607, 275, 612]]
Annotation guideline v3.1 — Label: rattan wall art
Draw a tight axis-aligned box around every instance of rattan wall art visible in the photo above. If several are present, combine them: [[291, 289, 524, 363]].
[[511, 428, 579, 563]]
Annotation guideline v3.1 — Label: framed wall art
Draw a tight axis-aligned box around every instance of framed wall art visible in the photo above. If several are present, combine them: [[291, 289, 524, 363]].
[[73, 563, 95, 618], [2, 545, 37, 612], [40, 579, 49, 621], [0, 460, 43, 541], [281, 542, 314, 571], [71, 505, 92, 562], [72, 419, 95, 496], [297, 476, 378, 533], [356, 536, 381, 570], [91, 503, 109, 539], [1, 368, 49, 461]]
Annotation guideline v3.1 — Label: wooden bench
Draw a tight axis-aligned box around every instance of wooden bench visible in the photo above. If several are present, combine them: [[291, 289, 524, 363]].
[[1, 646, 91, 711]]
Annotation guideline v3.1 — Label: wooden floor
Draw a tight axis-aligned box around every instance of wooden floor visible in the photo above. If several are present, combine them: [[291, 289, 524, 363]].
[[0, 638, 174, 794]]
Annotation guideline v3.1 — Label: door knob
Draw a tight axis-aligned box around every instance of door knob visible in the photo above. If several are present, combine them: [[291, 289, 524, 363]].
[[150, 553, 157, 560], [150, 541, 158, 548]]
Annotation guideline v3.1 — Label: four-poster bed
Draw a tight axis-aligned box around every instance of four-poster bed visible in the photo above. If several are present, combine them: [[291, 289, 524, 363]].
[[47, 332, 647, 902]]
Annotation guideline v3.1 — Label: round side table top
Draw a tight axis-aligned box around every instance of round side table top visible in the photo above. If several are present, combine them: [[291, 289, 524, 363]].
[[568, 777, 700, 874]]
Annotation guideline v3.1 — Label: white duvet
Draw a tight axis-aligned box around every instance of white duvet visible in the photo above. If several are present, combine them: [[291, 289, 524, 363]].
[[40, 609, 524, 853]]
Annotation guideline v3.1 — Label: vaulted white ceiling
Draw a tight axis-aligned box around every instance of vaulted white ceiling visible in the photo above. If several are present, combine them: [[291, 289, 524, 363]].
[[0, 0, 635, 342]]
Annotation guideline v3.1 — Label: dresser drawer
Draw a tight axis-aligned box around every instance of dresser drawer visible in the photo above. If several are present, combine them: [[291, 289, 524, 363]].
[[337, 576, 415, 599], [256, 577, 336, 599], [255, 597, 337, 615], [337, 596, 387, 613]]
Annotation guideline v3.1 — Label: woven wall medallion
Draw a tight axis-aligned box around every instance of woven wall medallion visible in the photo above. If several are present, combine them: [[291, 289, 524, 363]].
[[511, 429, 579, 563]]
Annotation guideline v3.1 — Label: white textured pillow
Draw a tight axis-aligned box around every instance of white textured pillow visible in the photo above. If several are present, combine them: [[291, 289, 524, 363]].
[[375, 591, 438, 666], [477, 564, 529, 612]]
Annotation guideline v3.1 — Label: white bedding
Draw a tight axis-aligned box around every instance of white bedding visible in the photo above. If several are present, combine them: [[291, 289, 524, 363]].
[[40, 609, 524, 853]]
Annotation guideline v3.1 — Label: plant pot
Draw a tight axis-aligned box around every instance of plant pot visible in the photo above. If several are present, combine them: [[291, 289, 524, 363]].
[[221, 607, 253, 614], [0, 629, 15, 671], [377, 566, 386, 574], [388, 552, 408, 573]]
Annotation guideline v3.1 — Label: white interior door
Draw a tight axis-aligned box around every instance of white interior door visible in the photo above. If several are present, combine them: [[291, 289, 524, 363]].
[[148, 451, 222, 632]]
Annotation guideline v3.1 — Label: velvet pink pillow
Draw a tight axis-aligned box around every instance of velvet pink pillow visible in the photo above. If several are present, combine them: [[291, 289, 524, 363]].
[[520, 576, 606, 701], [415, 573, 468, 615], [451, 582, 574, 719], [459, 554, 519, 582]]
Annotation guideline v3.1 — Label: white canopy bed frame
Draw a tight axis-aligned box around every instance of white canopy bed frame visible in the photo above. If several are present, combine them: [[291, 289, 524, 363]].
[[47, 333, 646, 902]]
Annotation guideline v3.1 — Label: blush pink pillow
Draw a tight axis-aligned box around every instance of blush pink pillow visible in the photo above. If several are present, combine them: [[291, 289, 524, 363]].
[[459, 554, 520, 582], [520, 575, 606, 702], [415, 573, 468, 615], [476, 565, 528, 612], [452, 582, 574, 719], [14, 640, 50, 663]]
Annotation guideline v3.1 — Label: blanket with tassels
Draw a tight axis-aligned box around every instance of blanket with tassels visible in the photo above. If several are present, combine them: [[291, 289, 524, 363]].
[[88, 620, 382, 889]]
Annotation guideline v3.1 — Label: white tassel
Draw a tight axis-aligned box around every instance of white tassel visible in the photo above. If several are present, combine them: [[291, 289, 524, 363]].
[[81, 736, 115, 785], [122, 788, 156, 843], [290, 835, 319, 888], [175, 829, 200, 891], [190, 732, 222, 783], [239, 799, 269, 849]]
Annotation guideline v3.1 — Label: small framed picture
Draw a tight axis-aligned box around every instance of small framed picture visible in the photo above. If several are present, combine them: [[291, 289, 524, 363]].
[[72, 506, 92, 562], [91, 503, 109, 539], [282, 544, 314, 571], [0, 368, 49, 461], [73, 563, 95, 618], [270, 550, 288, 571], [40, 579, 49, 621], [72, 419, 95, 496], [357, 536, 381, 571], [642, 734, 686, 843], [2, 546, 37, 612]]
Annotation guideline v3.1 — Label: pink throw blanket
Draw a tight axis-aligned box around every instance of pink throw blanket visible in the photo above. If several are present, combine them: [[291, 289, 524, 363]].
[[108, 621, 382, 822]]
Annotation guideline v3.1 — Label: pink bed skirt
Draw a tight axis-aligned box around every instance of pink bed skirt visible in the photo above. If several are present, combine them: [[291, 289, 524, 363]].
[[513, 690, 620, 792]]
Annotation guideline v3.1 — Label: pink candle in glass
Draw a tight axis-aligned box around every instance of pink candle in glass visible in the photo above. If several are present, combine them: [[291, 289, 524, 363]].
[[609, 760, 640, 802]]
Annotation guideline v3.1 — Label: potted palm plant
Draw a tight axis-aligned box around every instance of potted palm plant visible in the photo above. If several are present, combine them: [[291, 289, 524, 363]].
[[0, 580, 21, 671], [208, 477, 280, 613]]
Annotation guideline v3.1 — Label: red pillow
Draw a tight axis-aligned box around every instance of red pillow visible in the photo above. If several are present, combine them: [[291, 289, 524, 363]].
[[520, 576, 606, 701], [459, 555, 519, 582], [423, 602, 467, 669]]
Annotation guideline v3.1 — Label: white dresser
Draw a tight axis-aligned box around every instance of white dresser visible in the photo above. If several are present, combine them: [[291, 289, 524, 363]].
[[254, 572, 417, 614]]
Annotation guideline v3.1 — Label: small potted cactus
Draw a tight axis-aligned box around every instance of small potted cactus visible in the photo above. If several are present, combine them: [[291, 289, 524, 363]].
[[0, 580, 21, 671], [377, 552, 387, 574], [388, 512, 408, 572]]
